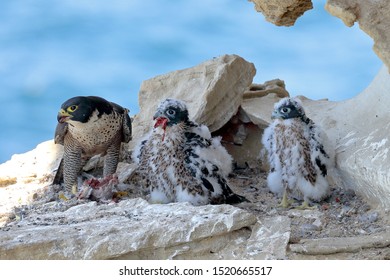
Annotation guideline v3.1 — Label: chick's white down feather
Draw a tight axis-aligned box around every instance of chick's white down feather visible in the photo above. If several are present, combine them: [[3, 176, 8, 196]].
[[261, 97, 336, 205]]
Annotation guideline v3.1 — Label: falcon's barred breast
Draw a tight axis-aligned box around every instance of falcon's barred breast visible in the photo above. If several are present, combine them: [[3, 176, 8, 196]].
[[134, 98, 248, 206], [261, 97, 334, 209], [54, 96, 132, 194]]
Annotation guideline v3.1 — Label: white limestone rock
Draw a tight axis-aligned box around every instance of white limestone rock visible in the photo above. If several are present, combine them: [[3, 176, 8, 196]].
[[319, 66, 390, 211], [241, 79, 290, 128], [0, 140, 62, 185], [249, 0, 313, 26], [242, 93, 285, 128], [0, 140, 62, 222], [131, 54, 256, 143], [219, 216, 291, 260], [0, 198, 290, 260], [289, 230, 390, 255], [244, 79, 289, 100]]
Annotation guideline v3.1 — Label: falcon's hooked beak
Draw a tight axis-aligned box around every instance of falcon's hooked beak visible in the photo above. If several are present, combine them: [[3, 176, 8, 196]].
[[57, 109, 72, 123]]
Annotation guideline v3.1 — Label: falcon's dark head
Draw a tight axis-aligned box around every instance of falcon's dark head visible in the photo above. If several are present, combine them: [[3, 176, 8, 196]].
[[271, 97, 306, 120], [57, 96, 113, 124], [153, 98, 189, 130]]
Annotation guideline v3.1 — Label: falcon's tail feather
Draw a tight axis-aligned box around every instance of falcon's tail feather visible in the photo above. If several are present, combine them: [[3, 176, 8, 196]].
[[52, 158, 64, 185], [225, 192, 250, 204], [218, 177, 250, 204]]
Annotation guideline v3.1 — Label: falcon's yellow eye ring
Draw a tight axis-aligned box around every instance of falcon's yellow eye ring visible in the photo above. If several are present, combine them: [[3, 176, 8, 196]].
[[68, 105, 78, 112]]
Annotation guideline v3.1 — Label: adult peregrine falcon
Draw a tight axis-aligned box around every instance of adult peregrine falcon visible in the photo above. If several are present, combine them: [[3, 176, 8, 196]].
[[261, 97, 333, 209], [134, 98, 248, 205], [54, 96, 132, 194]]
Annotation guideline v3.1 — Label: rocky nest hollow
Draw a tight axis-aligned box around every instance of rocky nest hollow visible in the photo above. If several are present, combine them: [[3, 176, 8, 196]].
[[228, 167, 390, 259], [1, 164, 389, 260]]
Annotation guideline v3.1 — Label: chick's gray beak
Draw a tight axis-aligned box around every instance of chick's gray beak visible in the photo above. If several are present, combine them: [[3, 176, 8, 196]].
[[271, 110, 281, 120], [153, 110, 164, 120]]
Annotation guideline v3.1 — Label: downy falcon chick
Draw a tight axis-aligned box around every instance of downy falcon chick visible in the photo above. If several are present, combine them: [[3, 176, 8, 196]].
[[54, 96, 132, 194], [134, 98, 248, 205], [261, 97, 334, 209]]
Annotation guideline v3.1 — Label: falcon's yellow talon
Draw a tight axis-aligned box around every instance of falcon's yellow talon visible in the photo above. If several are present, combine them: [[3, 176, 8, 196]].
[[71, 185, 78, 195], [150, 200, 163, 204], [278, 190, 293, 208], [295, 200, 317, 210], [58, 192, 69, 201]]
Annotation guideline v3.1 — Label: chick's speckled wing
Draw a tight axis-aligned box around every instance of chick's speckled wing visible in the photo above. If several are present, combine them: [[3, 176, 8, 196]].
[[307, 119, 334, 177], [261, 123, 277, 171], [183, 124, 247, 204]]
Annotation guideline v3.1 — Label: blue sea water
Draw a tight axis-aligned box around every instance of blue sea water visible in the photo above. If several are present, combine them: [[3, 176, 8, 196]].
[[0, 0, 382, 163]]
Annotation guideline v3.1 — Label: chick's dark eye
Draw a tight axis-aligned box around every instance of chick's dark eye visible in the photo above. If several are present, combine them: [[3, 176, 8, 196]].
[[167, 109, 175, 116], [281, 107, 290, 114]]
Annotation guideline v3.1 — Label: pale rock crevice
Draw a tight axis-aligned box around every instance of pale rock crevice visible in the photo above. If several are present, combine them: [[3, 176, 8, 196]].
[[250, 0, 390, 72], [325, 0, 390, 72]]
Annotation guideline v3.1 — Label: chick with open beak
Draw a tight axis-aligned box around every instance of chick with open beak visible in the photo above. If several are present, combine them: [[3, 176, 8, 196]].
[[153, 115, 169, 141], [134, 98, 249, 205], [152, 99, 189, 141]]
